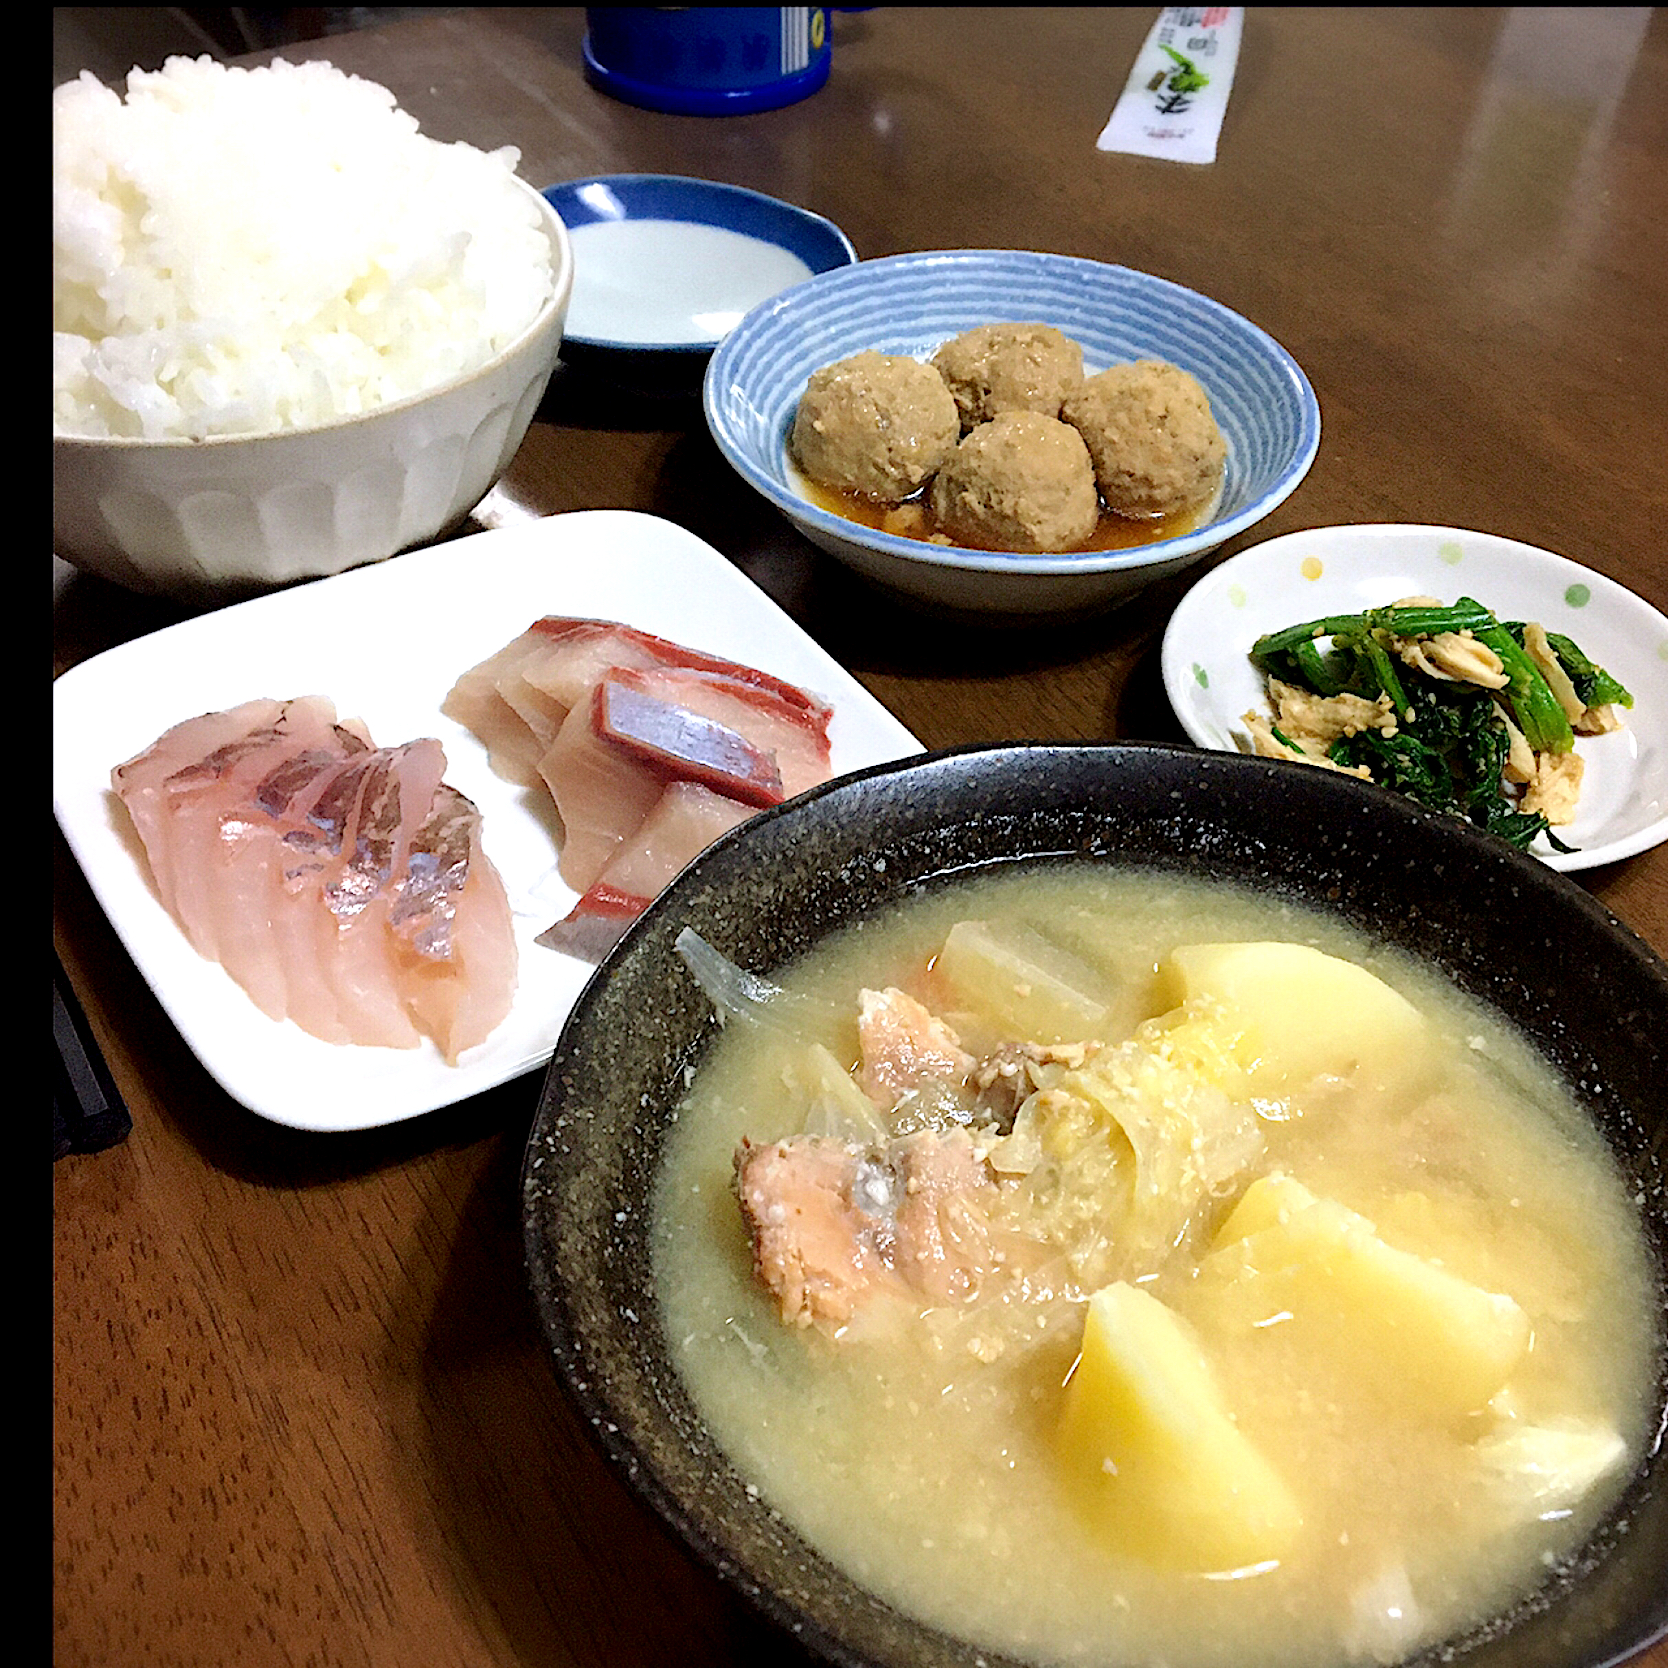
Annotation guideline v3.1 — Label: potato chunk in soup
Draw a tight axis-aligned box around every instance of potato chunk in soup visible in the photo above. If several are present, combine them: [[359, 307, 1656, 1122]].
[[1058, 1280, 1304, 1570]]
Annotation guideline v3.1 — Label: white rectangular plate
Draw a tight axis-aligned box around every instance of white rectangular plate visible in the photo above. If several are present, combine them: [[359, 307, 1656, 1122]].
[[54, 511, 924, 1131]]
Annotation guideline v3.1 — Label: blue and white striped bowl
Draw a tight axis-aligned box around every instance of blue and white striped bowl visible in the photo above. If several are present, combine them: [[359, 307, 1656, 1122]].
[[704, 250, 1320, 615]]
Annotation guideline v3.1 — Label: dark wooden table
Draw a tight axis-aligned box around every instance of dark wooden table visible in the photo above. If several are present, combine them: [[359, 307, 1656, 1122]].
[[54, 11, 1668, 1666]]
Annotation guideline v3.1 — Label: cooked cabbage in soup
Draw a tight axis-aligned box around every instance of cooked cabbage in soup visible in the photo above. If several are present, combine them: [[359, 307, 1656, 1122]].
[[653, 867, 1657, 1668]]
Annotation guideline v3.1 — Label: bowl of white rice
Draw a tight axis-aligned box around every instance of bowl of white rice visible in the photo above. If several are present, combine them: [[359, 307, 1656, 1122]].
[[52, 56, 573, 595]]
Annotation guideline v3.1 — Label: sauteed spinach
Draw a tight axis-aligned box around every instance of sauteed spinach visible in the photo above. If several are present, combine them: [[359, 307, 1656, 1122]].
[[1245, 598, 1632, 851]]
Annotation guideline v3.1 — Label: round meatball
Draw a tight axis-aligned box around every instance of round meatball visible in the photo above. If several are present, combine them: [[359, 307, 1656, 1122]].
[[932, 323, 1085, 432], [1062, 359, 1226, 519], [930, 412, 1100, 553], [791, 350, 960, 503]]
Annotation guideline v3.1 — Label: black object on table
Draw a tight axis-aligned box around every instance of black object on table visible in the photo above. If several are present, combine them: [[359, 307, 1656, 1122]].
[[53, 959, 131, 1160]]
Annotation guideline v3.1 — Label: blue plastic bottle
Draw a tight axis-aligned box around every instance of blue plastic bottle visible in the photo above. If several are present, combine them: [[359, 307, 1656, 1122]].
[[583, 8, 832, 116]]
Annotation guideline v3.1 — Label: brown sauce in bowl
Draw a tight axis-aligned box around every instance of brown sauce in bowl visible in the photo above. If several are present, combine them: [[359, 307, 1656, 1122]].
[[795, 468, 1222, 555]]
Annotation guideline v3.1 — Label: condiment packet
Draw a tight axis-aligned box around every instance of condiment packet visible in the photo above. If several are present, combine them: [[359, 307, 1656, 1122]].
[[1097, 7, 1244, 165]]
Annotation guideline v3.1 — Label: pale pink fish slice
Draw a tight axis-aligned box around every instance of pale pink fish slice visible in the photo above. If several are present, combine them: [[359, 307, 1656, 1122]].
[[201, 818, 293, 1021], [538, 780, 756, 961], [112, 700, 518, 1057], [310, 740, 450, 1049], [496, 624, 679, 808], [318, 902, 422, 1049], [278, 735, 512, 1053], [255, 738, 388, 1045], [111, 696, 289, 926], [165, 700, 349, 964], [443, 616, 837, 951], [442, 629, 570, 787], [265, 872, 358, 1046], [516, 618, 835, 728], [542, 661, 832, 892], [204, 727, 384, 1023], [537, 701, 668, 892], [267, 741, 473, 1052], [118, 698, 345, 966], [395, 785, 517, 1062], [443, 622, 668, 792]]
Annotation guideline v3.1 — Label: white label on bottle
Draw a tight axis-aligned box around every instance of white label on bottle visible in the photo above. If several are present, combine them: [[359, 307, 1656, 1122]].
[[1097, 7, 1244, 165]]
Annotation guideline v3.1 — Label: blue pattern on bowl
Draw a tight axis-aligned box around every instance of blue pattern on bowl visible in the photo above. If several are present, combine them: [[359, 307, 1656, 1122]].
[[704, 250, 1320, 612]]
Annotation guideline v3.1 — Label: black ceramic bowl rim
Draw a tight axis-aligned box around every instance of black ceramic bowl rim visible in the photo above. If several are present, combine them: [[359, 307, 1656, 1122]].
[[523, 742, 1668, 1668]]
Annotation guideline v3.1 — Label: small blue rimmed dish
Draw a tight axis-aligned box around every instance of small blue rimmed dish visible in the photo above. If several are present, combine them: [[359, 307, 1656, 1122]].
[[541, 175, 856, 394], [704, 250, 1321, 616]]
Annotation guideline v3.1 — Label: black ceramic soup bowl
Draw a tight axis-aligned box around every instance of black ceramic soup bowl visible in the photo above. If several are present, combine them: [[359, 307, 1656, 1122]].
[[522, 742, 1668, 1668]]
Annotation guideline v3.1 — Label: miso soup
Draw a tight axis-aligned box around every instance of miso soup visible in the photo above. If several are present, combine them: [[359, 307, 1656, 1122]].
[[653, 867, 1658, 1668]]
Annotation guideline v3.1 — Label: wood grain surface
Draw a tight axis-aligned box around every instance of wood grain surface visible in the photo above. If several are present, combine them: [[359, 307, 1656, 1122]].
[[54, 10, 1668, 1667]]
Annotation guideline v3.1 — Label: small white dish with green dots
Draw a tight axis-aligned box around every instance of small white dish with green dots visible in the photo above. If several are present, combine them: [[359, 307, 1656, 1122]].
[[1161, 524, 1668, 872]]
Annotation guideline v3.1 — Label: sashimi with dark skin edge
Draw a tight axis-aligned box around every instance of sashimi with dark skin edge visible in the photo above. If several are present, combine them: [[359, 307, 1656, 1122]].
[[446, 618, 833, 773], [594, 673, 786, 808], [112, 697, 516, 1061], [536, 662, 827, 892], [600, 663, 831, 796]]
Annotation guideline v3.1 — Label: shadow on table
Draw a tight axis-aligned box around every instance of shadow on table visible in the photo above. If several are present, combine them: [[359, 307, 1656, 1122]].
[[537, 358, 707, 432]]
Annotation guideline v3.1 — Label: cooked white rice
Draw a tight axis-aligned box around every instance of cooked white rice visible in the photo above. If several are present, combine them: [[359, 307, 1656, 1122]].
[[53, 56, 556, 441]]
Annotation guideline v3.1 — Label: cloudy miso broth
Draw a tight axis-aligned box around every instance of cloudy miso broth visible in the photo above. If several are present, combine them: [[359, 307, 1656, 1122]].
[[652, 867, 1657, 1668]]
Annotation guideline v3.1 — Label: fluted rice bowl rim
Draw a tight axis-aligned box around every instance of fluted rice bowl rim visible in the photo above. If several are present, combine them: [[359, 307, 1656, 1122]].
[[704, 249, 1320, 576]]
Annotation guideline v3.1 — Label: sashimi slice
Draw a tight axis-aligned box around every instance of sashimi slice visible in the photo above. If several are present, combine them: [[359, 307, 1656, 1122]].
[[319, 741, 448, 926], [397, 785, 518, 1061], [537, 700, 669, 892], [312, 742, 451, 1050], [445, 613, 833, 790], [323, 899, 425, 1050], [609, 665, 831, 797], [112, 697, 304, 937], [200, 718, 376, 1040], [201, 807, 293, 1022], [111, 699, 517, 1059], [441, 616, 840, 963], [538, 781, 756, 960], [517, 618, 834, 728], [138, 699, 352, 969], [441, 631, 567, 787], [594, 672, 786, 808], [265, 857, 359, 1046], [539, 659, 832, 891]]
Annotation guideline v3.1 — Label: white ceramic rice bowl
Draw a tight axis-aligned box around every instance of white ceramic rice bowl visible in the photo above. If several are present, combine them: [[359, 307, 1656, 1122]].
[[704, 250, 1320, 615], [52, 180, 573, 597]]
